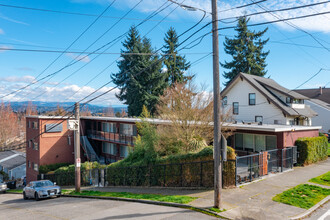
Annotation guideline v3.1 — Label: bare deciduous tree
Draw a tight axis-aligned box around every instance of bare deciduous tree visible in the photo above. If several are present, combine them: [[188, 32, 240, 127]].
[[156, 80, 234, 154], [0, 102, 19, 150]]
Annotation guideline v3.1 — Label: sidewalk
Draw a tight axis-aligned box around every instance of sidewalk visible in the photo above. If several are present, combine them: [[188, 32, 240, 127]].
[[66, 158, 330, 220]]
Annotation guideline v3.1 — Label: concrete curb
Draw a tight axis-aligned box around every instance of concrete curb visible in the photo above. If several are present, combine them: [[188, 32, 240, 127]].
[[290, 195, 330, 220], [61, 194, 231, 219]]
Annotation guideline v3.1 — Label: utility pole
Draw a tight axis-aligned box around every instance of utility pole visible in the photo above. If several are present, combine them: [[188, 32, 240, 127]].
[[212, 0, 222, 208], [74, 102, 81, 193]]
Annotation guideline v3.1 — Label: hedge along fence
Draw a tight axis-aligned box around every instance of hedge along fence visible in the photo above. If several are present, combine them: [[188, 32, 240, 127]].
[[106, 147, 237, 188], [295, 136, 328, 165], [105, 160, 236, 188]]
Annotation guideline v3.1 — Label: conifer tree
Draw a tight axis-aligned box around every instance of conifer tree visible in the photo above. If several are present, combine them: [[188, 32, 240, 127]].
[[221, 17, 269, 85], [162, 27, 190, 86], [112, 26, 166, 116]]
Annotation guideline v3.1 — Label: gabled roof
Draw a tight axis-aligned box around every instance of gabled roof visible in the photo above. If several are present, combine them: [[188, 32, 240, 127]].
[[221, 73, 317, 117], [0, 151, 26, 170], [307, 99, 330, 111], [294, 88, 330, 104]]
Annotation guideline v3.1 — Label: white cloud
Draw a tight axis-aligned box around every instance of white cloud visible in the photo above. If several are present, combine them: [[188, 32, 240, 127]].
[[0, 28, 4, 35], [0, 79, 122, 106], [66, 53, 91, 63], [0, 75, 36, 83], [72, 0, 330, 32]]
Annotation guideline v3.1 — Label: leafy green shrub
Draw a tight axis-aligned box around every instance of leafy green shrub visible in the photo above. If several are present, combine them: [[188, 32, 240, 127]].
[[39, 163, 72, 174], [295, 136, 328, 165], [54, 161, 100, 174]]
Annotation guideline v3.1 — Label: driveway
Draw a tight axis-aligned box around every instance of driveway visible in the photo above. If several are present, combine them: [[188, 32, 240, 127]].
[[0, 194, 217, 220]]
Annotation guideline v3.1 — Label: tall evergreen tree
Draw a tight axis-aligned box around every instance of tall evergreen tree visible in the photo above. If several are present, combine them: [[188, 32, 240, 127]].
[[162, 27, 191, 86], [111, 26, 166, 116], [221, 17, 269, 85]]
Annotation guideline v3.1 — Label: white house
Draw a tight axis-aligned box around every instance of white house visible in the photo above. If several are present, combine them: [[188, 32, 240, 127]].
[[221, 73, 317, 126], [294, 88, 330, 133]]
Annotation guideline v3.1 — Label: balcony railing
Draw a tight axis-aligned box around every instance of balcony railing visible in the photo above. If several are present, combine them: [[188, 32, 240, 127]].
[[87, 130, 135, 145]]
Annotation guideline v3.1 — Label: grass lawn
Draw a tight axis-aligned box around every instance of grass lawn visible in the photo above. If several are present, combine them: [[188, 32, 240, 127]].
[[64, 190, 197, 204], [309, 171, 330, 186], [272, 184, 330, 209]]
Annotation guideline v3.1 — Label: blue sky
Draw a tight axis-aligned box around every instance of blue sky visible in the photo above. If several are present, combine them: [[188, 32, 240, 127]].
[[0, 0, 329, 106]]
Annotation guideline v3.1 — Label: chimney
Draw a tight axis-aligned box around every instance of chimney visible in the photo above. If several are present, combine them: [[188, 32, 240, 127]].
[[319, 86, 323, 95]]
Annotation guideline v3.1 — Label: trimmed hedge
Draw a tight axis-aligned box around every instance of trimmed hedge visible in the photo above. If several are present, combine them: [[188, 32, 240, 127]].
[[39, 163, 72, 174], [295, 136, 328, 165]]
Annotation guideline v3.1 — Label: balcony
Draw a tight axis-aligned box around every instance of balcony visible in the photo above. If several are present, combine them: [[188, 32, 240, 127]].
[[290, 103, 305, 109], [87, 130, 135, 146]]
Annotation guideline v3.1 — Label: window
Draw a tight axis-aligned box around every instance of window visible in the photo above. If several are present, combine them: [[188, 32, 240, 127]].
[[286, 97, 292, 103], [28, 161, 31, 168], [102, 122, 110, 132], [255, 116, 263, 123], [120, 124, 137, 136], [102, 142, 117, 155], [68, 135, 71, 145], [102, 122, 116, 133], [243, 134, 254, 151], [120, 145, 129, 157], [235, 133, 243, 150], [266, 136, 277, 150], [45, 123, 62, 132], [33, 142, 39, 151], [249, 93, 256, 105], [222, 96, 227, 106], [33, 163, 38, 172], [28, 121, 31, 128], [29, 140, 32, 148], [233, 102, 239, 115], [234, 133, 277, 152], [32, 122, 38, 129]]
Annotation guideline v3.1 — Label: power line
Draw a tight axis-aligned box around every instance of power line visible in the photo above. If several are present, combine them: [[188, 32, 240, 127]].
[[0, 47, 211, 55], [16, 0, 146, 102], [219, 0, 267, 13], [0, 2, 198, 23], [219, 11, 330, 31], [249, 0, 330, 53], [293, 68, 330, 90], [0, 0, 117, 99], [24, 1, 174, 103], [219, 0, 330, 22]]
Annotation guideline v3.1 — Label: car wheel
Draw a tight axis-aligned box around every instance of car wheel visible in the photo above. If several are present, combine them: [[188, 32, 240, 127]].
[[35, 192, 40, 201], [23, 192, 27, 200]]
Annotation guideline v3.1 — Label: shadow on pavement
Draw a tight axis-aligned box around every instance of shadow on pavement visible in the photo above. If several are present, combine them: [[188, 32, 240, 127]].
[[95, 210, 192, 219]]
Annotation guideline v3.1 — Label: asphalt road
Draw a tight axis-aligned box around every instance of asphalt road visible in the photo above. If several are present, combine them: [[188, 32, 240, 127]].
[[0, 193, 217, 220], [304, 201, 330, 220]]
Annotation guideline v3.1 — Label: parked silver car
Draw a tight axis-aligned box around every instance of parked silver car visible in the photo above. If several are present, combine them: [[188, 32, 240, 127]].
[[23, 180, 61, 201], [0, 182, 8, 193]]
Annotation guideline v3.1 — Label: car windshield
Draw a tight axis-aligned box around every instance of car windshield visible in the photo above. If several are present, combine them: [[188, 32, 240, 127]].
[[35, 181, 53, 187]]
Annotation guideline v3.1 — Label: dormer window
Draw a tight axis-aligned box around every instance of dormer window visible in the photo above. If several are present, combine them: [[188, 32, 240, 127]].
[[222, 96, 227, 106], [286, 97, 292, 104], [249, 93, 256, 105]]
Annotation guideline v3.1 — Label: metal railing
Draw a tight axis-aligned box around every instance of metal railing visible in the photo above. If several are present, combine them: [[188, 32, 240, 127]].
[[87, 130, 135, 145], [235, 146, 297, 185]]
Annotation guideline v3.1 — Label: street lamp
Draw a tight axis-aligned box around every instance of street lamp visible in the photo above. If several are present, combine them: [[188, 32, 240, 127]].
[[167, 0, 222, 208]]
